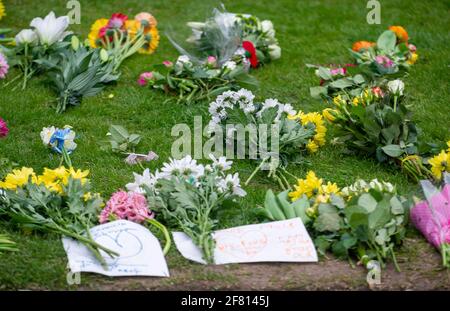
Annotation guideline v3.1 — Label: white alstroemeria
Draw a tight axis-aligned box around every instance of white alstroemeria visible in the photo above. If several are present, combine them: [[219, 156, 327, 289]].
[[209, 154, 232, 171], [30, 11, 70, 46], [126, 169, 161, 193], [387, 79, 404, 96], [218, 173, 247, 197], [268, 44, 281, 60], [40, 126, 56, 145], [261, 20, 275, 38], [223, 60, 237, 71], [15, 29, 37, 45]]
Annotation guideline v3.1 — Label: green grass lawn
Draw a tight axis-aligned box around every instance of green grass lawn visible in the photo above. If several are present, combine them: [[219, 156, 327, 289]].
[[0, 0, 449, 290]]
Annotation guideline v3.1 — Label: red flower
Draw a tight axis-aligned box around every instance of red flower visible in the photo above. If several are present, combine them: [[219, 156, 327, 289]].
[[0, 118, 9, 138], [242, 41, 259, 68], [108, 13, 128, 29]]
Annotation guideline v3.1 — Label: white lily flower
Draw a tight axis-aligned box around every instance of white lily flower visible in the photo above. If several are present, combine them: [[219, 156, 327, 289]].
[[15, 29, 37, 45], [30, 11, 70, 46]]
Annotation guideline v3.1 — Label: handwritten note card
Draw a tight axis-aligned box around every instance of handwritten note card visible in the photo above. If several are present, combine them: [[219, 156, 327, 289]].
[[62, 220, 169, 277], [173, 218, 318, 265]]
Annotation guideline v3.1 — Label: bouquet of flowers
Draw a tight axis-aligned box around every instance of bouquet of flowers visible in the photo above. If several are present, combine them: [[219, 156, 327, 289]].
[[125, 154, 246, 263], [411, 173, 450, 268], [260, 171, 409, 279], [40, 125, 77, 167], [139, 54, 258, 104], [37, 36, 119, 113], [88, 12, 159, 73], [351, 26, 418, 75], [177, 7, 280, 68], [0, 166, 118, 268], [321, 81, 438, 181], [207, 89, 326, 189], [309, 26, 417, 100], [2, 12, 71, 90]]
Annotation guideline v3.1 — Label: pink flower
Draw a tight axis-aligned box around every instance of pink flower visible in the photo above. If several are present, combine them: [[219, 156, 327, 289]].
[[108, 13, 128, 29], [0, 53, 9, 79], [100, 190, 155, 224], [408, 44, 417, 53], [330, 67, 346, 76], [0, 118, 9, 138], [207, 56, 217, 65], [137, 72, 153, 86], [375, 55, 394, 68], [163, 60, 173, 67], [371, 86, 384, 98]]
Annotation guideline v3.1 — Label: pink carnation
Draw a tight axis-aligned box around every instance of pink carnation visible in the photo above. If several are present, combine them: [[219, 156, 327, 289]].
[[0, 118, 9, 138], [163, 60, 173, 67], [0, 53, 9, 79], [137, 72, 154, 86], [100, 190, 155, 224]]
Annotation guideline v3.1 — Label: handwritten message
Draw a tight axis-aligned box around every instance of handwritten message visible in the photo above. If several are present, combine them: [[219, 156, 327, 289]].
[[173, 218, 318, 264], [63, 220, 169, 277]]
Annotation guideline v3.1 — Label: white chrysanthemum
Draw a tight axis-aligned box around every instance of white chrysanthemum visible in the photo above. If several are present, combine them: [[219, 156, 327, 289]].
[[209, 154, 232, 171], [218, 173, 247, 197], [235, 89, 256, 113], [161, 155, 204, 180], [126, 169, 161, 193]]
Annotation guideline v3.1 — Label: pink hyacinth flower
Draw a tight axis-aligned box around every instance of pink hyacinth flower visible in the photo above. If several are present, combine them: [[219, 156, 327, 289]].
[[100, 190, 154, 224]]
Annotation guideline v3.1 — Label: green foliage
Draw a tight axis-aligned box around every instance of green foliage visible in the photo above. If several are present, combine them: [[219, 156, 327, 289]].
[[106, 124, 141, 153]]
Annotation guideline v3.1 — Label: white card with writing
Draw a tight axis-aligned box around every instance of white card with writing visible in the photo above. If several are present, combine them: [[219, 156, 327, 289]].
[[173, 218, 318, 265], [62, 220, 169, 277]]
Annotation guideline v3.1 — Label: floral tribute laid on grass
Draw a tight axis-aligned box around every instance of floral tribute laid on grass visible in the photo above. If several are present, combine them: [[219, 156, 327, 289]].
[[309, 26, 447, 182], [207, 89, 326, 189], [0, 11, 159, 113], [138, 6, 280, 104]]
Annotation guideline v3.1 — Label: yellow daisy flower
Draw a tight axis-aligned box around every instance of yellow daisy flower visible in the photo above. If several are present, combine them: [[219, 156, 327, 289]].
[[429, 151, 449, 180], [0, 1, 6, 21], [0, 167, 36, 190]]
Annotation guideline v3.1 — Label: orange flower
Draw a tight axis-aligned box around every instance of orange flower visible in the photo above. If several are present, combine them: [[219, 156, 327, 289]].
[[135, 12, 157, 28], [125, 20, 141, 38], [389, 26, 408, 43], [352, 41, 375, 52]]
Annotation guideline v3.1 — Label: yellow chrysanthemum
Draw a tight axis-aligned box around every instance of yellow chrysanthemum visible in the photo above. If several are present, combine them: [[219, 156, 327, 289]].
[[429, 151, 450, 180], [0, 1, 6, 21], [299, 112, 327, 153], [322, 181, 340, 195], [88, 18, 108, 48], [407, 52, 418, 65], [289, 171, 323, 201], [139, 26, 160, 54], [0, 167, 36, 190], [322, 108, 337, 123], [69, 167, 89, 184]]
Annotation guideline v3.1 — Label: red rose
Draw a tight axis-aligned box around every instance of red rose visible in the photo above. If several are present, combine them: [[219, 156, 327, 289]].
[[242, 41, 259, 68]]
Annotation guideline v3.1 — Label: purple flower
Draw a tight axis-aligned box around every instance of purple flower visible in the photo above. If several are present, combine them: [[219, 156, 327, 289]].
[[0, 118, 9, 138], [125, 151, 158, 165], [375, 55, 394, 68], [0, 53, 9, 79]]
